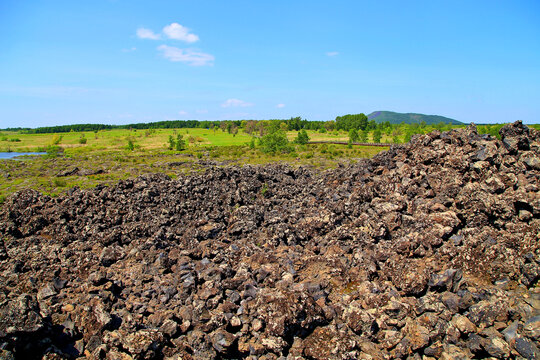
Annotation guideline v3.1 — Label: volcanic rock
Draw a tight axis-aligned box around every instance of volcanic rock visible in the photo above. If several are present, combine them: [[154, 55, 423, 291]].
[[0, 121, 539, 359]]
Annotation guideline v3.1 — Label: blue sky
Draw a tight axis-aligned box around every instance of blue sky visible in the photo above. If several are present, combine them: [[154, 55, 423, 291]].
[[1, 0, 539, 127]]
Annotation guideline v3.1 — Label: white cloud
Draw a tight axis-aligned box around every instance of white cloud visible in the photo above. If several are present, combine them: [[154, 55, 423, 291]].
[[163, 23, 199, 43], [196, 109, 208, 114], [157, 45, 214, 66], [276, 103, 285, 108], [326, 51, 339, 57], [136, 28, 161, 40], [122, 47, 137, 52], [221, 98, 254, 108], [178, 110, 188, 116]]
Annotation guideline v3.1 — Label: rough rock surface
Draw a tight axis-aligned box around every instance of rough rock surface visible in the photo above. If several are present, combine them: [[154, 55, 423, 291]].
[[0, 121, 539, 359]]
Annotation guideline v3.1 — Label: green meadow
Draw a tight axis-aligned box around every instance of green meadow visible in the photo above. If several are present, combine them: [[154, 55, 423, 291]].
[[1, 121, 533, 202], [0, 127, 388, 202]]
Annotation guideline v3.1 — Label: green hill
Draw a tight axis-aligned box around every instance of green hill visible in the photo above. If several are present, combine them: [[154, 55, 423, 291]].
[[367, 111, 463, 125]]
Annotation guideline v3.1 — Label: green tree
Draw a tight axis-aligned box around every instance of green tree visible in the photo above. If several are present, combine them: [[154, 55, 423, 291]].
[[175, 134, 186, 151], [259, 130, 292, 154], [294, 129, 310, 145], [359, 130, 368, 143], [373, 129, 382, 143], [168, 135, 176, 150], [348, 129, 359, 143]]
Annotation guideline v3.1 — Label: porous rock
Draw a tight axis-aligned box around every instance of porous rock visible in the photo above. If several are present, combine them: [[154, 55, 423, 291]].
[[0, 122, 539, 359]]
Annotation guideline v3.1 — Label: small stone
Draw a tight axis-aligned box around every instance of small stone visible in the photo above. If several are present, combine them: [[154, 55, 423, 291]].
[[180, 320, 191, 333], [483, 336, 510, 358], [502, 321, 519, 344], [159, 319, 178, 337], [211, 329, 235, 353], [452, 315, 476, 334], [62, 304, 75, 312], [230, 316, 242, 327], [523, 315, 540, 340], [515, 337, 540, 359], [252, 318, 263, 332], [37, 284, 57, 300]]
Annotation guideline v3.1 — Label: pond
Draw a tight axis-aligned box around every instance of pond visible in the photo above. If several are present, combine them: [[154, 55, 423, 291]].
[[0, 152, 46, 160]]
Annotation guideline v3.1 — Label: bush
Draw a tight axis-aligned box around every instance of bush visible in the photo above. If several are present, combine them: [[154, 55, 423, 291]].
[[167, 134, 186, 151], [126, 140, 135, 151], [45, 145, 64, 158], [359, 130, 368, 143], [373, 129, 382, 143], [51, 134, 63, 145], [294, 129, 310, 145], [79, 134, 87, 144], [348, 129, 359, 143], [53, 178, 67, 187], [175, 134, 186, 151], [320, 144, 328, 153], [259, 130, 292, 154]]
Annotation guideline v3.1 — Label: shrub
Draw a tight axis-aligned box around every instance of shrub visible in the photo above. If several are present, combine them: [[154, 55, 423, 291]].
[[126, 140, 135, 151], [373, 129, 382, 143], [348, 129, 359, 143], [359, 130, 368, 143], [79, 134, 87, 144], [53, 178, 67, 187], [320, 144, 328, 154], [51, 134, 63, 145], [45, 145, 63, 158], [294, 129, 310, 145], [175, 134, 186, 151], [259, 130, 292, 154]]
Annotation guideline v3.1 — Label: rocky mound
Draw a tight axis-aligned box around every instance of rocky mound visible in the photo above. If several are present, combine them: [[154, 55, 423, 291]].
[[0, 122, 539, 359]]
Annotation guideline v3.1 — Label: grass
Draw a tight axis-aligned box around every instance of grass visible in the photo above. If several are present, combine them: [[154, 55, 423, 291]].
[[0, 127, 398, 201]]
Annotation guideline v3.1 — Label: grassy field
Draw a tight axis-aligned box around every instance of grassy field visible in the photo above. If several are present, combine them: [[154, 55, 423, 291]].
[[2, 122, 537, 202], [0, 128, 390, 202], [0, 127, 401, 154]]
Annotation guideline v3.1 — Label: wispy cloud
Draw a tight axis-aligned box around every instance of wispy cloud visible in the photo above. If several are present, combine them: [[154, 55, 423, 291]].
[[136, 28, 161, 40], [122, 47, 137, 52], [163, 23, 199, 43], [276, 103, 285, 108], [178, 110, 188, 116], [157, 45, 214, 66], [221, 98, 254, 108], [196, 109, 208, 114], [326, 51, 339, 57], [136, 23, 199, 43]]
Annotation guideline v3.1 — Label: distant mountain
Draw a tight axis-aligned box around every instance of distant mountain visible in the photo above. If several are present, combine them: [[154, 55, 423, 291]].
[[367, 111, 463, 125]]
